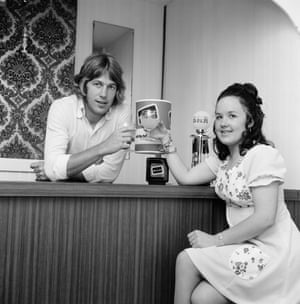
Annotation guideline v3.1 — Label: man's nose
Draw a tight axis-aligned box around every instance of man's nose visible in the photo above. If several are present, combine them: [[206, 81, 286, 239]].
[[99, 85, 108, 97]]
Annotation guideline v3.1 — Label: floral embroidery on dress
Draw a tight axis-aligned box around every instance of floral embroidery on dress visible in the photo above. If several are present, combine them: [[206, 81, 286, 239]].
[[215, 158, 253, 209], [229, 244, 270, 280], [236, 171, 243, 179], [236, 189, 251, 201]]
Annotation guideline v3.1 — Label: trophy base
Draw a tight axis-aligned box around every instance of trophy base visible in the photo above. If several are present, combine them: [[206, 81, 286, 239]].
[[146, 157, 169, 185]]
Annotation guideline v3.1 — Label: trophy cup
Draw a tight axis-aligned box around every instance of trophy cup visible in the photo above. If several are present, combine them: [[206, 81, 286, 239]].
[[135, 99, 172, 185], [191, 111, 211, 167]]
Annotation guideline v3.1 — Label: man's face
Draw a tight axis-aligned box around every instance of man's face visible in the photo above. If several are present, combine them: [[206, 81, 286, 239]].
[[84, 71, 117, 124]]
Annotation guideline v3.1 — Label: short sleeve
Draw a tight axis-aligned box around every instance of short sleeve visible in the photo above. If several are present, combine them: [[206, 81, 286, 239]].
[[244, 145, 286, 187]]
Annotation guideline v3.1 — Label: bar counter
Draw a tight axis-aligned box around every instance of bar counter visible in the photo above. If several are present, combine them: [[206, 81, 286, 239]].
[[0, 182, 298, 304]]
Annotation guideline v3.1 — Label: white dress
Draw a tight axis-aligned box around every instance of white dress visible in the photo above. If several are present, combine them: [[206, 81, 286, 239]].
[[186, 144, 300, 304]]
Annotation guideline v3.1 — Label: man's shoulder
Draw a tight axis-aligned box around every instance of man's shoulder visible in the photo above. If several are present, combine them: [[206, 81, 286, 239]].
[[112, 101, 131, 114], [51, 94, 79, 109]]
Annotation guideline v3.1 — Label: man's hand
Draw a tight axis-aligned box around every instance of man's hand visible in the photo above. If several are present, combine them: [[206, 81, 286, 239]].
[[101, 126, 136, 155], [30, 161, 49, 181]]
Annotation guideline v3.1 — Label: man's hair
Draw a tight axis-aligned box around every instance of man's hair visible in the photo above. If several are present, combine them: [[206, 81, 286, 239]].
[[74, 52, 126, 105]]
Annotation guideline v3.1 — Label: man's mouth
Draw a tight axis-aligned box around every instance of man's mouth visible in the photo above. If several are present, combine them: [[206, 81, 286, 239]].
[[95, 100, 107, 105]]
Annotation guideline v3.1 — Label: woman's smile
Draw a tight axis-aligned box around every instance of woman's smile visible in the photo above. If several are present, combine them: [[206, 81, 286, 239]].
[[215, 96, 248, 148]]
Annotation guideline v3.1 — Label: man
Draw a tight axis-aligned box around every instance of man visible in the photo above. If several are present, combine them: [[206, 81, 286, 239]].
[[31, 53, 134, 182]]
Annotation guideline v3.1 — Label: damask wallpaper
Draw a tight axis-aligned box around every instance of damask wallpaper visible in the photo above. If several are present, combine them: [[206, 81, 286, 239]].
[[0, 0, 77, 159]]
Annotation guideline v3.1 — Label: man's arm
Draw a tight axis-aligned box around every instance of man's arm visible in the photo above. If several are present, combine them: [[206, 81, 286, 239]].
[[45, 100, 133, 182]]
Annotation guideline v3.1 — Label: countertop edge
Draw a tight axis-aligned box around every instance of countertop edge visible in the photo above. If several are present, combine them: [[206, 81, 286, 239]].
[[0, 181, 298, 201], [0, 181, 218, 199]]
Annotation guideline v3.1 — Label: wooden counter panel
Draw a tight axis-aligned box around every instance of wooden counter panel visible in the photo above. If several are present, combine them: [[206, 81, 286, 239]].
[[0, 182, 298, 304], [0, 195, 225, 304]]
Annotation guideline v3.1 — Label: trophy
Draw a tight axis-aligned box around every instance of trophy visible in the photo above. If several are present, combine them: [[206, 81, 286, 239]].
[[191, 111, 211, 167], [135, 99, 172, 185]]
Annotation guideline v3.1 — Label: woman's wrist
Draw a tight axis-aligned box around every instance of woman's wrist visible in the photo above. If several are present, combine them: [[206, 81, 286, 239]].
[[161, 132, 172, 145], [161, 132, 177, 154], [215, 232, 225, 246]]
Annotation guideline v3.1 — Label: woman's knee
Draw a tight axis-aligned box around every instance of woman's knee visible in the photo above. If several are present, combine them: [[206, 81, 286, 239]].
[[176, 250, 192, 270], [191, 281, 229, 304], [175, 250, 199, 276], [176, 250, 188, 264]]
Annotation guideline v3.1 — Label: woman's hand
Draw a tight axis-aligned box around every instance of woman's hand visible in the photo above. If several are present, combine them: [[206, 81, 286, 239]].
[[187, 230, 217, 248], [149, 121, 169, 141]]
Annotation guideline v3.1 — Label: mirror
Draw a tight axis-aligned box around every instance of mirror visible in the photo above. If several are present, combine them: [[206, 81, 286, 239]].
[[93, 21, 134, 107]]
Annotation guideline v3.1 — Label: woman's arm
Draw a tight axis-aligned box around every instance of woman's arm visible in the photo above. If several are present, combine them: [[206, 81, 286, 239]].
[[216, 182, 279, 245], [188, 181, 279, 247], [150, 122, 216, 185], [165, 152, 216, 185]]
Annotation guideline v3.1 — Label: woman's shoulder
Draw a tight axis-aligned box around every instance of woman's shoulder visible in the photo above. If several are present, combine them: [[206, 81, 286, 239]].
[[243, 144, 286, 185], [246, 143, 280, 157]]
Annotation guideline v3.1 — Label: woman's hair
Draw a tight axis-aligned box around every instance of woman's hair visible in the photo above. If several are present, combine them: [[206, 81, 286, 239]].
[[74, 52, 126, 106], [213, 82, 271, 160]]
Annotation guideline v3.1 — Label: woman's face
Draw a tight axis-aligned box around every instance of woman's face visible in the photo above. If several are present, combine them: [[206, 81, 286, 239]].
[[214, 96, 248, 149]]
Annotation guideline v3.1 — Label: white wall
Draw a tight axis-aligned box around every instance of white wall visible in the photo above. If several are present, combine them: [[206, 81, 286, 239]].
[[163, 0, 300, 189], [107, 31, 134, 104], [4, 0, 300, 189], [0, 0, 164, 184], [0, 158, 36, 181], [75, 0, 165, 184]]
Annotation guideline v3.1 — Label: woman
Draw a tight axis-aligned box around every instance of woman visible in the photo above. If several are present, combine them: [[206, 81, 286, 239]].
[[151, 83, 300, 304]]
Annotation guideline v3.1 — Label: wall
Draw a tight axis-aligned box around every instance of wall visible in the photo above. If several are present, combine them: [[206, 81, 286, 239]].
[[75, 0, 165, 184], [0, 0, 77, 159], [107, 30, 134, 105], [163, 0, 300, 189], [2, 0, 300, 188]]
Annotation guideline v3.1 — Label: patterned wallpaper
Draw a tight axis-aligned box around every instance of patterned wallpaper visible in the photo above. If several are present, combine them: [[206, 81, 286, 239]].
[[0, 0, 77, 159]]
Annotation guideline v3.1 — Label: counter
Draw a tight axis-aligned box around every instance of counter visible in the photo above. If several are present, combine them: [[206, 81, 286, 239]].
[[0, 182, 298, 304]]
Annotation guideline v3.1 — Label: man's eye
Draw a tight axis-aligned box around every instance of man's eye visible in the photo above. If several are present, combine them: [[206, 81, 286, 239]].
[[93, 82, 103, 87], [108, 84, 117, 91]]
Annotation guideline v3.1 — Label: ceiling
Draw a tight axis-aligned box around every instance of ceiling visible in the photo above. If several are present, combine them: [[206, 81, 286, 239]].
[[271, 0, 300, 32]]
